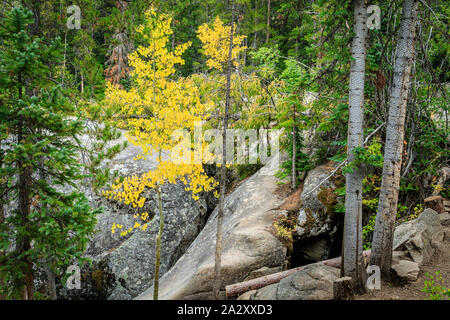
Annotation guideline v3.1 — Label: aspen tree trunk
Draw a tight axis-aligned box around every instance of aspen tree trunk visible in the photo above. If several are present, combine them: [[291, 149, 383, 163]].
[[370, 0, 419, 277], [213, 0, 236, 300], [341, 0, 368, 294], [80, 72, 84, 94], [153, 182, 164, 300], [153, 148, 164, 300], [45, 262, 57, 300]]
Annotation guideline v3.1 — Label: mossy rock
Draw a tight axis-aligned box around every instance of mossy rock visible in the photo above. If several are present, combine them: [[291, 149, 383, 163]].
[[297, 163, 343, 239], [317, 186, 337, 215]]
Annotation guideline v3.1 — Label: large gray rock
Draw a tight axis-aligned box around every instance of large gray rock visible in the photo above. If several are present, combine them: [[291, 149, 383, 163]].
[[237, 290, 257, 300], [252, 283, 279, 300], [136, 154, 287, 300], [60, 130, 209, 300], [294, 163, 343, 263], [244, 266, 283, 281], [296, 162, 342, 239], [439, 212, 450, 226], [393, 208, 444, 266], [392, 260, 420, 281], [391, 250, 412, 265], [102, 183, 207, 299], [251, 264, 340, 300]]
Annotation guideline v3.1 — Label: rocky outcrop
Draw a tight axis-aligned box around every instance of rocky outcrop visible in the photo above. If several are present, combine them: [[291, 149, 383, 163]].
[[389, 208, 445, 281], [393, 208, 444, 266], [251, 264, 340, 300], [295, 162, 343, 262], [136, 154, 287, 300], [102, 183, 207, 300], [296, 162, 342, 238], [252, 283, 279, 300], [239, 208, 445, 300], [59, 133, 210, 300], [244, 266, 283, 281]]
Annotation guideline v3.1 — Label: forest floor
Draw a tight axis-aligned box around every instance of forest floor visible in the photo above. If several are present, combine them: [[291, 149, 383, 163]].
[[354, 226, 450, 300]]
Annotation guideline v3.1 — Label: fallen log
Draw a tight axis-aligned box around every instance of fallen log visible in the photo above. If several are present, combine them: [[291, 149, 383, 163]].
[[225, 250, 371, 299]]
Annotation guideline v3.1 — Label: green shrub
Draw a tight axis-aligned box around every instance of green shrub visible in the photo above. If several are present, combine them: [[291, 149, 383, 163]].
[[422, 271, 450, 300]]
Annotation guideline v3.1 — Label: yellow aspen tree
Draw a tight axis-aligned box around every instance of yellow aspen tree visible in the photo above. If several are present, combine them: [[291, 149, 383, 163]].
[[103, 7, 217, 300], [197, 10, 246, 299], [197, 16, 246, 72]]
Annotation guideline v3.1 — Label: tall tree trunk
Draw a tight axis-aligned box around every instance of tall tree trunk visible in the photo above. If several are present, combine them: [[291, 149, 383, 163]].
[[295, 0, 303, 58], [153, 182, 164, 300], [370, 0, 419, 277], [16, 75, 33, 300], [291, 103, 297, 190], [39, 154, 57, 300], [80, 72, 84, 94], [61, 30, 67, 87], [252, 0, 258, 49], [45, 261, 57, 300], [341, 0, 368, 294], [213, 0, 236, 300], [18, 137, 34, 300], [0, 197, 4, 300], [17, 130, 33, 300], [0, 138, 5, 300], [30, 0, 41, 36]]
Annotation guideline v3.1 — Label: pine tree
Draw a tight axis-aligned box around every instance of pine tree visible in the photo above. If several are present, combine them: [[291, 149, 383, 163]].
[[104, 0, 132, 87], [275, 59, 312, 189], [0, 7, 99, 299]]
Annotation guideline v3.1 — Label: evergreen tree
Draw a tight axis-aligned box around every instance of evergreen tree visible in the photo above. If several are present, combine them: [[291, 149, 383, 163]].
[[0, 7, 99, 299]]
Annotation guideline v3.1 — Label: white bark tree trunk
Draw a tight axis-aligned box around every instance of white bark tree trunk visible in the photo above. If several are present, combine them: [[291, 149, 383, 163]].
[[370, 0, 419, 276], [341, 0, 368, 294], [213, 0, 236, 300]]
